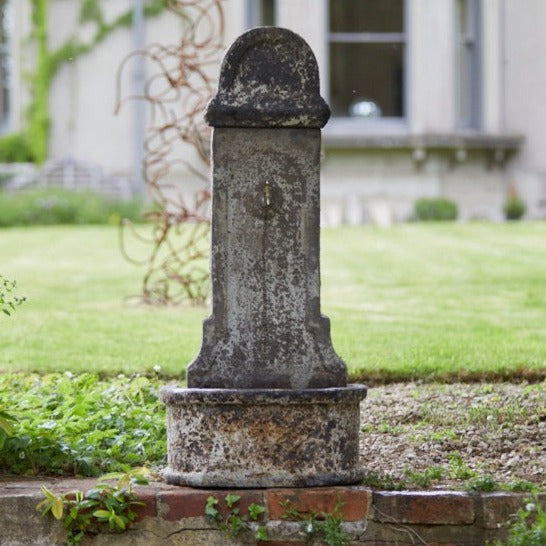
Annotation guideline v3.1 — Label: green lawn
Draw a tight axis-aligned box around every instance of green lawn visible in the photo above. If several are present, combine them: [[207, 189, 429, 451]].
[[1, 223, 545, 382]]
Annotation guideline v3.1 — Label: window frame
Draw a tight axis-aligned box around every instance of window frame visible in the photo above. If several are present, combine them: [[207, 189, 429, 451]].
[[455, 0, 482, 130], [325, 0, 409, 130]]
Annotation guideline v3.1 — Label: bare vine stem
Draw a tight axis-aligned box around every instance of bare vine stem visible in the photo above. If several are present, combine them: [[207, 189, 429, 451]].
[[116, 0, 224, 305]]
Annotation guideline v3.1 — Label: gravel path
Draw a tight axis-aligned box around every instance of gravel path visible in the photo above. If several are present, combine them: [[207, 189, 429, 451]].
[[359, 382, 545, 490]]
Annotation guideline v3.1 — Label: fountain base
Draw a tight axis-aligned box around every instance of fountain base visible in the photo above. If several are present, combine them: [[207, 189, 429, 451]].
[[160, 384, 367, 488]]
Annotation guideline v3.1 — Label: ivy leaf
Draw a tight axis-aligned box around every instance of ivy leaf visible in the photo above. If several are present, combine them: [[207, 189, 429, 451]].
[[225, 494, 240, 508], [255, 525, 268, 541], [248, 502, 266, 521], [205, 496, 220, 520]]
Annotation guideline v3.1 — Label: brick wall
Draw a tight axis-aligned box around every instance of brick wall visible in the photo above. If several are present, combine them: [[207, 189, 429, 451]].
[[0, 479, 543, 545]]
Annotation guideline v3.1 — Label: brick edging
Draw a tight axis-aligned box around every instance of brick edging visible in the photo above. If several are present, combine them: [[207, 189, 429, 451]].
[[0, 478, 544, 545]]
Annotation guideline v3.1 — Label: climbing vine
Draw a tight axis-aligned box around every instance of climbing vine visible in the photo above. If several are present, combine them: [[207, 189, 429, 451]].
[[22, 0, 167, 163], [28, 0, 49, 163]]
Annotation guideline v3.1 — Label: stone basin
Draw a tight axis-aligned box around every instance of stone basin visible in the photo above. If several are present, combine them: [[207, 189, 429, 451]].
[[161, 384, 367, 488]]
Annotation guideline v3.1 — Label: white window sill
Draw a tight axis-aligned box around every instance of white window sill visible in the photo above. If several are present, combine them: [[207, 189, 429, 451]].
[[322, 120, 524, 151]]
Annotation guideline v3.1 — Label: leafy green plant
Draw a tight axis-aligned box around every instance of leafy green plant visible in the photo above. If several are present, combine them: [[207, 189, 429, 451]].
[[23, 0, 167, 164], [0, 408, 17, 449], [0, 133, 35, 163], [404, 465, 444, 488], [489, 496, 546, 546], [428, 428, 458, 442], [37, 467, 149, 545], [503, 480, 540, 493], [413, 197, 458, 221], [360, 471, 406, 491], [0, 373, 166, 476], [0, 275, 26, 316], [448, 452, 477, 480], [0, 188, 146, 226], [281, 497, 349, 546], [466, 474, 499, 492], [205, 494, 268, 542], [504, 196, 526, 221], [0, 276, 25, 452]]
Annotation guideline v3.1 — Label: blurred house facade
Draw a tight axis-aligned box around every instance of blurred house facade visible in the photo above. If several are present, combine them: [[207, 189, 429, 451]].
[[1, 0, 545, 224]]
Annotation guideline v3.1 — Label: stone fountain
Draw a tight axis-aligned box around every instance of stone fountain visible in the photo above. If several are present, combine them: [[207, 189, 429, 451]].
[[160, 27, 367, 488]]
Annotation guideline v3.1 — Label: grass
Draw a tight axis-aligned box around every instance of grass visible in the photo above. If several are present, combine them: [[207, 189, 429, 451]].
[[1, 222, 545, 382]]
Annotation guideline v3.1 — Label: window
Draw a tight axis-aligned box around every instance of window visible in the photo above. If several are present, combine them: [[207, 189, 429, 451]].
[[247, 0, 276, 28], [0, 0, 10, 131], [455, 0, 481, 129], [328, 0, 406, 119]]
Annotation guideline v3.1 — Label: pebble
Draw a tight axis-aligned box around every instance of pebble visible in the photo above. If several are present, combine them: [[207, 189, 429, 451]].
[[359, 382, 546, 488]]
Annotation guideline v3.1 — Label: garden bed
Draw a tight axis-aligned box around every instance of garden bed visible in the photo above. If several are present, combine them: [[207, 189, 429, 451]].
[[1, 374, 544, 492]]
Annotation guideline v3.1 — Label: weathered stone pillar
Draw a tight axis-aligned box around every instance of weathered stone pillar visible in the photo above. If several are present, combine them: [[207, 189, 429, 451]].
[[189, 27, 346, 391], [161, 27, 367, 488]]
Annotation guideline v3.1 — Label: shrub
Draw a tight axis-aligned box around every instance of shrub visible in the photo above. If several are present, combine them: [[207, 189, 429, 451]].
[[0, 373, 166, 476], [504, 196, 526, 221], [414, 198, 458, 221], [0, 133, 35, 163], [0, 188, 146, 226]]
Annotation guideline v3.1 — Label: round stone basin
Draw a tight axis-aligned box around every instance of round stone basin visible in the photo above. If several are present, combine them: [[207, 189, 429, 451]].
[[160, 384, 367, 488]]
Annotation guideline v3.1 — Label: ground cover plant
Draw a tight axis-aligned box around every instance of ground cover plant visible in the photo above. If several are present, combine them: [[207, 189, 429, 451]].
[[0, 373, 165, 476], [38, 468, 151, 545], [1, 222, 545, 382]]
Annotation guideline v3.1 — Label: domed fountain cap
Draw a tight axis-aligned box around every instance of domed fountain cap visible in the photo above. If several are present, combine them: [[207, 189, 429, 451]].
[[205, 27, 330, 128]]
